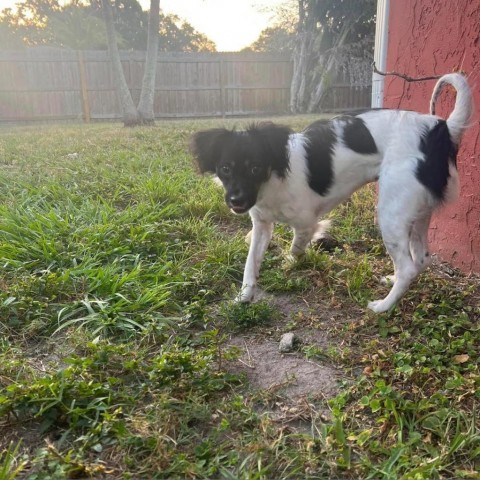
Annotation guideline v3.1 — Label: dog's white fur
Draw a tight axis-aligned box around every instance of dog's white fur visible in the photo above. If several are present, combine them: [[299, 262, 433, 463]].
[[237, 73, 472, 312]]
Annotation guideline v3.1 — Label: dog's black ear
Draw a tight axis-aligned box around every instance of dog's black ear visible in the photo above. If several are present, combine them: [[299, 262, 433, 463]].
[[190, 128, 233, 174], [250, 122, 292, 178]]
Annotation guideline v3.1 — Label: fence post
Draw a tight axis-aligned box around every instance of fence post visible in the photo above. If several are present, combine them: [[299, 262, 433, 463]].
[[77, 50, 91, 123]]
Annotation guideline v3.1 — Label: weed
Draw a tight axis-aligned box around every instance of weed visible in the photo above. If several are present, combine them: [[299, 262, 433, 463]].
[[220, 300, 278, 330], [0, 441, 28, 480]]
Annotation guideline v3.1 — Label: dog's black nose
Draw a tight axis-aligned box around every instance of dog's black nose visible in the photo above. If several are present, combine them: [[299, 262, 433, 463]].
[[228, 194, 246, 207]]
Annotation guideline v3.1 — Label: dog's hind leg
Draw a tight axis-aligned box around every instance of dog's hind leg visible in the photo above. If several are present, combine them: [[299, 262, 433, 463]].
[[368, 184, 427, 313], [368, 162, 434, 313], [236, 219, 273, 303], [409, 213, 433, 273], [368, 227, 419, 313], [379, 213, 431, 287]]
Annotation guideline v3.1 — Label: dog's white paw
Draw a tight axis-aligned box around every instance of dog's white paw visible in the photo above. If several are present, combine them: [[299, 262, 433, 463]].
[[235, 286, 255, 303], [289, 244, 306, 257], [283, 253, 305, 270], [380, 275, 396, 286], [367, 299, 390, 313]]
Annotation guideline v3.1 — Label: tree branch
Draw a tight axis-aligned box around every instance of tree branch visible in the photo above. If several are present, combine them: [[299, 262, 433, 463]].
[[372, 61, 443, 82]]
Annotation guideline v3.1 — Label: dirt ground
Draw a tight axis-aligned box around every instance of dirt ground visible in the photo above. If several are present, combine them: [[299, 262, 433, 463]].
[[228, 334, 339, 399]]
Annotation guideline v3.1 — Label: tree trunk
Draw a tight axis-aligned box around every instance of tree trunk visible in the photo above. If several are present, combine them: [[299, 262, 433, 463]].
[[290, 0, 308, 113], [101, 0, 139, 126], [306, 24, 352, 112], [290, 31, 313, 113], [137, 0, 160, 124], [306, 54, 335, 113]]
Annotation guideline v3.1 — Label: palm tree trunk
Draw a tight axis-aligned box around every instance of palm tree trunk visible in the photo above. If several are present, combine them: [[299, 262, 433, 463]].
[[137, 0, 160, 124], [101, 0, 139, 126]]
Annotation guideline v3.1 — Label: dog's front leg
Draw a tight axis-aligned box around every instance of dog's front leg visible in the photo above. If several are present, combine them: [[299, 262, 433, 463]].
[[290, 225, 316, 257], [236, 219, 273, 303]]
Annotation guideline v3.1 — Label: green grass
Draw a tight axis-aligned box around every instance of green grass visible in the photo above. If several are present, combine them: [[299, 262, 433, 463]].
[[0, 118, 478, 479]]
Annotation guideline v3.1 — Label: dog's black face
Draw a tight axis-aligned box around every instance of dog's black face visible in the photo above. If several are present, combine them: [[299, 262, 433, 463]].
[[215, 135, 271, 213], [190, 123, 292, 214]]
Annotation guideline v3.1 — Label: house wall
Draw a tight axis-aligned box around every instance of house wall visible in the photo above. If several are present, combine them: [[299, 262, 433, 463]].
[[383, 0, 480, 272]]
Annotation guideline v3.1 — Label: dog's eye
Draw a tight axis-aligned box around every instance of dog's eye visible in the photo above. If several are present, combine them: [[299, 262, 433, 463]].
[[219, 165, 231, 175], [251, 166, 261, 175]]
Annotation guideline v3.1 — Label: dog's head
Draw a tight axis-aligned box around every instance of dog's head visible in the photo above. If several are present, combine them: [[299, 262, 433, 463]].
[[190, 122, 292, 214]]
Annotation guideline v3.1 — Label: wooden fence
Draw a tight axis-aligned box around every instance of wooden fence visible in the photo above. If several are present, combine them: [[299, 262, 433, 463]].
[[0, 48, 371, 123]]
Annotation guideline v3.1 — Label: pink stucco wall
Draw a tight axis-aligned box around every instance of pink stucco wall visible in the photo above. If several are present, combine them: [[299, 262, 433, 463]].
[[383, 0, 480, 272]]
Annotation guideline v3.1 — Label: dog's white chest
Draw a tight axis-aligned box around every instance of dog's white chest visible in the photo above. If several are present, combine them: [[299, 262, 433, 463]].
[[251, 178, 320, 227]]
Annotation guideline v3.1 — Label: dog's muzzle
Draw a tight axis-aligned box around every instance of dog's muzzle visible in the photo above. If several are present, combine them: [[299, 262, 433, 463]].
[[227, 194, 251, 214]]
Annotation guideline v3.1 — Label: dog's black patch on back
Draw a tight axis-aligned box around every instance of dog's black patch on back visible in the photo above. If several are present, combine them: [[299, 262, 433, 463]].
[[303, 121, 336, 196], [342, 117, 378, 154], [416, 120, 457, 201]]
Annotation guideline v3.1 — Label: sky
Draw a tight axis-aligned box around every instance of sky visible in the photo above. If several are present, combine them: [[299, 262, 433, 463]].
[[0, 0, 287, 51], [156, 0, 286, 51]]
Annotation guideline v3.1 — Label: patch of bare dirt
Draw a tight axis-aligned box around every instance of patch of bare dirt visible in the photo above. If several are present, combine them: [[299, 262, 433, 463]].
[[227, 334, 340, 400], [222, 290, 350, 430]]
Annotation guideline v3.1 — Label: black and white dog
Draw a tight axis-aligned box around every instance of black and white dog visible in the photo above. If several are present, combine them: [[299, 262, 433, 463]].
[[190, 73, 473, 313]]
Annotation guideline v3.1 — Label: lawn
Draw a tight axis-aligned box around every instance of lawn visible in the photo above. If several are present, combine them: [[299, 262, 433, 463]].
[[0, 118, 478, 479]]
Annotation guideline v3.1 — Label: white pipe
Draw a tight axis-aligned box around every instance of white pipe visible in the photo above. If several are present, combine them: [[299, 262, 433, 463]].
[[372, 0, 390, 108]]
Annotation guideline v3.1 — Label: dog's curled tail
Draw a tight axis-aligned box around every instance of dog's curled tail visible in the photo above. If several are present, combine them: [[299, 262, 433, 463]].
[[430, 73, 473, 143]]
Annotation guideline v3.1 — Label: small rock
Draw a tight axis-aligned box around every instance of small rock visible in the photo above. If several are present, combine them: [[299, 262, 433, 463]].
[[279, 332, 296, 353]]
